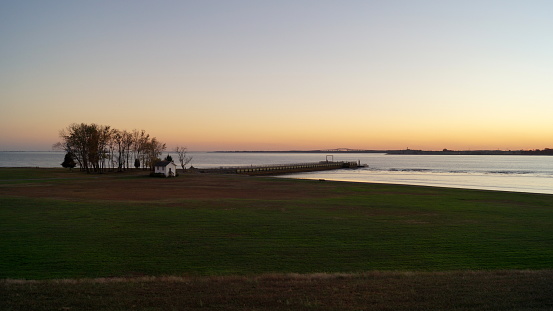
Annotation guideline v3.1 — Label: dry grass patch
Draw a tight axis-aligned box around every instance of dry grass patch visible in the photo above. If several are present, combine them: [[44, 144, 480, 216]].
[[0, 171, 340, 201], [3, 271, 553, 310]]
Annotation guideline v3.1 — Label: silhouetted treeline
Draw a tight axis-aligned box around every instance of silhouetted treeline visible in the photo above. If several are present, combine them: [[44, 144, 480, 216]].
[[53, 123, 166, 173]]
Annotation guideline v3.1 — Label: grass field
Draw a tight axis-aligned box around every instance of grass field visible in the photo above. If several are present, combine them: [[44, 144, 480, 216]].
[[1, 168, 553, 309]]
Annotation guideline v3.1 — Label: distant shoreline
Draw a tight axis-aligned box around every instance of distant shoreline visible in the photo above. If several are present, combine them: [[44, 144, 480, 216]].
[[215, 149, 553, 155]]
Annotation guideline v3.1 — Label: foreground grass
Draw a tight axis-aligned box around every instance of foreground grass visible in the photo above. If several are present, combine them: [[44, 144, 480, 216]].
[[1, 169, 553, 279], [3, 271, 553, 311], [2, 168, 553, 309]]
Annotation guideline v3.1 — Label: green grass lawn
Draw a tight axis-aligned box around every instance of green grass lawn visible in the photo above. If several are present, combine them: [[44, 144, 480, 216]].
[[0, 167, 146, 184], [1, 169, 553, 280], [0, 167, 73, 182]]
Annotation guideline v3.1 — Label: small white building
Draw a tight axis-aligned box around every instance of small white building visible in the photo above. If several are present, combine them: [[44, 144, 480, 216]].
[[154, 160, 178, 177]]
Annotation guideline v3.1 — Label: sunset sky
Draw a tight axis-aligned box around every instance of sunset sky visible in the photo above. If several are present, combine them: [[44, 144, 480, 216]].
[[1, 1, 553, 151]]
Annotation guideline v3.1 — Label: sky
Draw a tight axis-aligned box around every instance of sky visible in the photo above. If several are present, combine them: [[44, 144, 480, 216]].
[[1, 0, 553, 151]]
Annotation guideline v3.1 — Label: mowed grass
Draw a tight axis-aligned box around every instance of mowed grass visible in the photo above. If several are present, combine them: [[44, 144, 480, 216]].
[[0, 167, 75, 183], [0, 167, 145, 184], [1, 168, 553, 280]]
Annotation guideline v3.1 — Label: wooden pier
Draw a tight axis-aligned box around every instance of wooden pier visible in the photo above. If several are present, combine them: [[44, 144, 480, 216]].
[[195, 161, 363, 176]]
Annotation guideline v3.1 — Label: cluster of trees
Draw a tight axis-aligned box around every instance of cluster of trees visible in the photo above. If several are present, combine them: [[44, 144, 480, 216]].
[[54, 123, 174, 173]]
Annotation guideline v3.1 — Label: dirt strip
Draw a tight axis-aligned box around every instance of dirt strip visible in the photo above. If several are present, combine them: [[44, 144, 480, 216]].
[[3, 271, 553, 311]]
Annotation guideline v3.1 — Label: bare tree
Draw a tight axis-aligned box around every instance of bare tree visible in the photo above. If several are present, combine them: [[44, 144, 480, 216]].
[[96, 125, 112, 172], [132, 129, 150, 170], [175, 146, 193, 171], [144, 137, 166, 170], [112, 129, 125, 171], [122, 130, 134, 170], [105, 131, 117, 171]]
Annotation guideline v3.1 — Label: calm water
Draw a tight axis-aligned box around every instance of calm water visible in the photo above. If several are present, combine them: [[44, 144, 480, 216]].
[[0, 151, 67, 168], [1, 151, 552, 194], [279, 154, 553, 195]]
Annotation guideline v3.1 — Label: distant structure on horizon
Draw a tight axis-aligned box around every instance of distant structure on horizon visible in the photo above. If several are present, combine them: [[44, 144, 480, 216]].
[[321, 148, 366, 152]]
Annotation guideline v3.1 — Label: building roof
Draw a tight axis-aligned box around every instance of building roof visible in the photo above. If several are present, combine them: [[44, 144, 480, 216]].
[[154, 160, 175, 167]]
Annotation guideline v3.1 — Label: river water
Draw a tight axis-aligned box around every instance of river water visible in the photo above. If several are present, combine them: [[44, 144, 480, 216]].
[[1, 151, 552, 195]]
